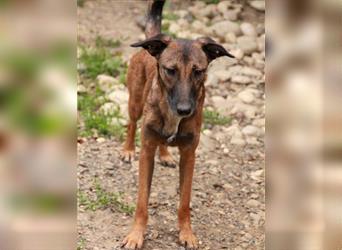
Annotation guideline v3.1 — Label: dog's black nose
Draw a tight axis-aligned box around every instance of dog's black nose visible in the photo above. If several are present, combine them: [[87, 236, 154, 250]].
[[177, 103, 192, 116]]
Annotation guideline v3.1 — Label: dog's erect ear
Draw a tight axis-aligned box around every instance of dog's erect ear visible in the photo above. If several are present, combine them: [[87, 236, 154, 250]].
[[131, 34, 171, 57], [197, 37, 235, 62]]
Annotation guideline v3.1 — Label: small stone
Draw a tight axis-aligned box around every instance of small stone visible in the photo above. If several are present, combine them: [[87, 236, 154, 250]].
[[231, 75, 251, 84], [211, 20, 241, 38], [225, 32, 237, 44], [247, 199, 260, 207], [231, 48, 244, 60], [211, 96, 226, 110], [237, 36, 258, 55], [213, 70, 231, 82], [242, 125, 260, 136], [240, 22, 257, 37], [108, 90, 128, 105], [205, 73, 219, 86], [238, 89, 255, 104], [97, 74, 118, 86], [249, 0, 265, 11]]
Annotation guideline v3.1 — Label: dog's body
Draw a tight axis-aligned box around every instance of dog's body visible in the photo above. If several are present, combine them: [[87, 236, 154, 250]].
[[121, 1, 233, 249]]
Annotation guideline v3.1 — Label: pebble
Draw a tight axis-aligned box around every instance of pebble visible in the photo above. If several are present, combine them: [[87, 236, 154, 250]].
[[231, 75, 252, 84], [211, 20, 241, 38], [237, 36, 258, 55], [238, 89, 255, 104], [242, 125, 260, 136], [240, 22, 257, 37], [249, 0, 265, 11], [108, 90, 128, 105]]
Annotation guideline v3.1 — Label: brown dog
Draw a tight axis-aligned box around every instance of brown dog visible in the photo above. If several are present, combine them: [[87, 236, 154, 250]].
[[120, 1, 234, 249]]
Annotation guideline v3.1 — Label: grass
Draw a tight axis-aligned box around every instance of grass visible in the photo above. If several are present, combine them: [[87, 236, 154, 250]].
[[95, 36, 121, 48], [163, 12, 180, 21], [77, 0, 85, 7], [78, 34, 126, 81], [200, 0, 220, 4], [161, 23, 177, 39], [203, 109, 231, 127], [77, 237, 86, 250], [78, 86, 125, 139], [78, 179, 135, 215], [78, 46, 127, 80]]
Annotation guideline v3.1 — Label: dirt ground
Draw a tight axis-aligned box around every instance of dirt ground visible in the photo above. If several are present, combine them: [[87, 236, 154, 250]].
[[78, 1, 265, 249]]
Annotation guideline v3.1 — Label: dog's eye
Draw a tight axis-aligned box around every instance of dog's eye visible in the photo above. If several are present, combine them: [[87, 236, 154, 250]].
[[193, 69, 205, 77], [164, 67, 176, 76]]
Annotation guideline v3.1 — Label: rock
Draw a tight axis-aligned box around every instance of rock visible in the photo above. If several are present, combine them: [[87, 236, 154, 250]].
[[191, 20, 206, 33], [108, 90, 128, 105], [241, 66, 263, 78], [199, 134, 216, 152], [217, 1, 231, 15], [211, 96, 226, 110], [238, 89, 257, 104], [257, 34, 266, 52], [211, 20, 241, 38], [222, 10, 239, 21], [203, 129, 212, 136], [230, 48, 244, 60], [213, 70, 231, 82], [205, 73, 219, 86], [169, 23, 180, 34], [78, 84, 86, 93], [242, 125, 260, 136], [231, 103, 258, 119], [240, 22, 257, 37], [100, 102, 117, 115], [97, 74, 118, 87], [225, 32, 236, 44], [237, 36, 258, 55], [230, 135, 246, 146], [231, 75, 251, 84], [249, 0, 265, 11], [96, 137, 106, 143]]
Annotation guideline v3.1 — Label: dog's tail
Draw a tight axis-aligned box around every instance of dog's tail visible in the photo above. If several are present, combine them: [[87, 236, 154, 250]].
[[145, 0, 165, 39]]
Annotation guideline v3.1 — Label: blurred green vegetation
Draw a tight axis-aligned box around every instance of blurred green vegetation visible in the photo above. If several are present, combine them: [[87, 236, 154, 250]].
[[161, 22, 177, 39], [95, 36, 121, 48], [78, 35, 127, 82], [203, 108, 231, 128], [9, 193, 72, 214], [78, 179, 135, 215], [200, 0, 220, 4], [78, 86, 125, 139], [163, 12, 180, 21], [0, 42, 75, 136]]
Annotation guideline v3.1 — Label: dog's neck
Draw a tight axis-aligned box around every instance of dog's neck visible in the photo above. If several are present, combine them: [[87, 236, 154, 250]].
[[151, 75, 183, 142]]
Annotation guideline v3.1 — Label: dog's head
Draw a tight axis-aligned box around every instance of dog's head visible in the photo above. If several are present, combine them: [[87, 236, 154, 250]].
[[131, 34, 234, 117]]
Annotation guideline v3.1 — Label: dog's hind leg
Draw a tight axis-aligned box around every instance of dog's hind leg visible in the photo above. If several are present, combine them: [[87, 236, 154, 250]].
[[120, 57, 145, 163], [159, 145, 176, 168]]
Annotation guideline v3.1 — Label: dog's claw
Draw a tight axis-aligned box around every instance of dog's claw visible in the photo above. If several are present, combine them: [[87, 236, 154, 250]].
[[120, 150, 135, 163], [179, 230, 198, 250], [159, 154, 176, 168], [121, 230, 144, 250]]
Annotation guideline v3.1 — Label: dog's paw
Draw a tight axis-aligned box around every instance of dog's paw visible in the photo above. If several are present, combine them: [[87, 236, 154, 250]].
[[121, 230, 144, 249], [159, 154, 176, 168], [179, 229, 198, 250], [120, 150, 135, 163]]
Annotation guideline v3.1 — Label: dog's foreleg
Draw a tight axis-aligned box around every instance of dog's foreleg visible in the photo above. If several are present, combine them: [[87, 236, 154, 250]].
[[122, 139, 157, 249], [178, 146, 198, 249]]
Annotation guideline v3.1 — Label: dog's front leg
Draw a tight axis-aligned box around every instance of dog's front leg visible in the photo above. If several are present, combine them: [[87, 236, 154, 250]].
[[178, 146, 198, 249], [122, 139, 157, 249]]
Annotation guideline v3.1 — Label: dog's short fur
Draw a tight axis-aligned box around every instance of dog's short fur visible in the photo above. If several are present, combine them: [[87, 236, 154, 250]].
[[121, 1, 234, 249]]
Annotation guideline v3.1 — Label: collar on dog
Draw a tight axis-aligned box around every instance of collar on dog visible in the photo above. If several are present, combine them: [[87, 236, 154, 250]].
[[167, 134, 176, 143]]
